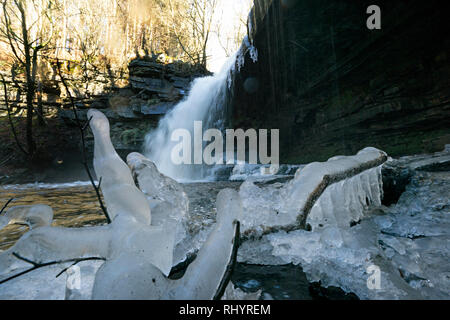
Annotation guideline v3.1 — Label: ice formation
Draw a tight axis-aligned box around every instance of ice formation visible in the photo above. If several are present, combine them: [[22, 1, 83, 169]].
[[238, 147, 387, 237], [0, 260, 104, 299], [266, 173, 450, 300], [306, 165, 383, 231], [237, 150, 450, 299], [266, 225, 424, 299], [0, 109, 243, 300], [222, 283, 262, 300], [127, 152, 189, 246], [0, 205, 53, 230], [1, 107, 447, 300], [229, 163, 302, 181]]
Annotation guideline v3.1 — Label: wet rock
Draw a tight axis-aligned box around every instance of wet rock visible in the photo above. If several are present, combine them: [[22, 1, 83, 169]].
[[382, 145, 450, 205], [308, 282, 359, 300], [410, 155, 450, 172], [382, 163, 413, 206], [139, 102, 175, 116], [128, 60, 165, 78]]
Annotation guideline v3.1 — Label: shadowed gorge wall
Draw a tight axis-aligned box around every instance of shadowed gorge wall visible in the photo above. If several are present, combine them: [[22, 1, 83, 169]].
[[232, 0, 450, 163]]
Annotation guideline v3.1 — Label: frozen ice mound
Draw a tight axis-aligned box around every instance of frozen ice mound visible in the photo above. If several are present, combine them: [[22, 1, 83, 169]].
[[0, 204, 53, 230], [238, 147, 387, 237], [0, 109, 244, 300], [127, 152, 189, 214], [266, 223, 424, 300], [0, 260, 103, 300], [126, 152, 222, 268], [127, 152, 189, 246]]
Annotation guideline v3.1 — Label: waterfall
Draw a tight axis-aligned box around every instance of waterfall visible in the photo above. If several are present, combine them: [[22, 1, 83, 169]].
[[143, 54, 237, 181]]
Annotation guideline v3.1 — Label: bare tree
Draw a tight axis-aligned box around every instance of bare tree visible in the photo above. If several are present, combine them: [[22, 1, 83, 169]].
[[0, 0, 55, 158], [215, 1, 251, 58], [167, 0, 218, 69]]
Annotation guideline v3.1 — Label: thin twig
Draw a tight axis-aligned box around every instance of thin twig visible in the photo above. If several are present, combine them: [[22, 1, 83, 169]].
[[54, 257, 103, 278], [82, 116, 93, 131], [213, 220, 241, 300], [55, 59, 111, 224], [0, 198, 14, 216], [0, 252, 105, 285]]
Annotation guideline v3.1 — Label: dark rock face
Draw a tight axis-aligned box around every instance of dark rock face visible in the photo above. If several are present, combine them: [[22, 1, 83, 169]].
[[382, 165, 412, 206], [232, 0, 450, 164]]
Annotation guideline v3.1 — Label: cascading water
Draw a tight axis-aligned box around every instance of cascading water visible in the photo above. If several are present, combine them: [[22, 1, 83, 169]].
[[143, 54, 238, 181]]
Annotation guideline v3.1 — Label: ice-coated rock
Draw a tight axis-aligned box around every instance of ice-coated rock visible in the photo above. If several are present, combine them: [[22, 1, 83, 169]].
[[266, 223, 423, 300], [243, 169, 450, 299], [233, 147, 449, 299]]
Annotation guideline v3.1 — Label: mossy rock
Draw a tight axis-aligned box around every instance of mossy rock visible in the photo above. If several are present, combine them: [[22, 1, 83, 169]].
[[119, 128, 143, 146]]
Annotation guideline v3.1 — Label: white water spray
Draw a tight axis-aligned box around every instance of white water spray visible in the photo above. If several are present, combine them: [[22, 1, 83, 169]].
[[143, 54, 237, 181]]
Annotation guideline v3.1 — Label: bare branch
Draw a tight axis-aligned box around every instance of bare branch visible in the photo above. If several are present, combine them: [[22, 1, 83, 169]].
[[0, 198, 14, 216], [0, 253, 105, 285], [213, 220, 241, 300], [2, 1, 25, 65], [56, 59, 111, 224]]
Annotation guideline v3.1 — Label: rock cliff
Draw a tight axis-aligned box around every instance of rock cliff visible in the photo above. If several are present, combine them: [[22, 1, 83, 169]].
[[232, 0, 450, 163]]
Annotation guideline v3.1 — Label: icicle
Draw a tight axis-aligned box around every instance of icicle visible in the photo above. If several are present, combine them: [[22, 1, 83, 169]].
[[249, 45, 258, 63], [237, 147, 388, 237], [306, 166, 384, 231]]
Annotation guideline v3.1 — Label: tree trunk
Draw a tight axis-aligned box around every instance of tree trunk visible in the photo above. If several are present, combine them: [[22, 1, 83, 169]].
[[37, 80, 44, 127], [18, 0, 36, 158]]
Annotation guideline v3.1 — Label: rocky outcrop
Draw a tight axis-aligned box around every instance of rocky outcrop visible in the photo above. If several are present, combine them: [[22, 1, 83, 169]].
[[57, 58, 208, 154], [58, 58, 207, 122], [1, 57, 206, 156], [231, 0, 450, 164]]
